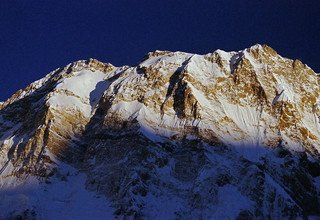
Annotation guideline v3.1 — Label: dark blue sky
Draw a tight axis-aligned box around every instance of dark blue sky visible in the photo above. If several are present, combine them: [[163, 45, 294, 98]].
[[1, 0, 319, 100]]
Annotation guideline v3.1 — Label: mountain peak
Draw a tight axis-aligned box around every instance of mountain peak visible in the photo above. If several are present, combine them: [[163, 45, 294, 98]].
[[245, 43, 278, 58], [1, 45, 320, 219]]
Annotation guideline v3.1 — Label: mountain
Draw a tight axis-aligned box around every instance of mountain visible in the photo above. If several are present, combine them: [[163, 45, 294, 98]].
[[0, 44, 320, 219]]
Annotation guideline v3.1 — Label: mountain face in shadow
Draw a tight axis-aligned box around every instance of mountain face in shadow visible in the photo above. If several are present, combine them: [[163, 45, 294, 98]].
[[0, 45, 320, 219]]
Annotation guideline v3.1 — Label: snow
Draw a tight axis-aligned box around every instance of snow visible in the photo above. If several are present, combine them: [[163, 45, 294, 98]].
[[139, 124, 165, 143], [213, 185, 254, 219], [215, 49, 235, 62], [214, 49, 238, 74], [56, 70, 106, 101], [274, 76, 296, 102], [272, 90, 286, 105], [185, 54, 225, 79], [301, 111, 320, 140], [281, 133, 304, 151], [188, 83, 212, 108], [140, 51, 192, 68], [243, 49, 265, 73], [265, 174, 292, 201], [220, 102, 260, 138], [112, 100, 143, 119], [0, 162, 114, 220], [47, 93, 92, 117], [47, 69, 111, 117]]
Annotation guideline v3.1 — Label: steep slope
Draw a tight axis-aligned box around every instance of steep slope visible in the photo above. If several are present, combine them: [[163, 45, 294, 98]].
[[0, 44, 320, 219]]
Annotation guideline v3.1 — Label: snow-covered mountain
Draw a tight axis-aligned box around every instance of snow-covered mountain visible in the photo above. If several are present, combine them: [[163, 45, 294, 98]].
[[0, 44, 320, 219]]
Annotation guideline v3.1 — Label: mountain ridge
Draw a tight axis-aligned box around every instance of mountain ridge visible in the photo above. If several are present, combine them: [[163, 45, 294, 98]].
[[1, 44, 320, 219]]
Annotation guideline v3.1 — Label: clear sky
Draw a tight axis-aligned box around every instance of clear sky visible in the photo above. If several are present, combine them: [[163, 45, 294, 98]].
[[1, 0, 319, 100]]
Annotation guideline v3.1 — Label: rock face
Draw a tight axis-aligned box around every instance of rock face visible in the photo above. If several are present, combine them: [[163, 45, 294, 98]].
[[0, 44, 320, 219]]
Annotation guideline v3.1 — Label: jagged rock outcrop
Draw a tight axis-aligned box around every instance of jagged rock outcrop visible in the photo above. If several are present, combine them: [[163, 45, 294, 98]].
[[0, 44, 320, 219]]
